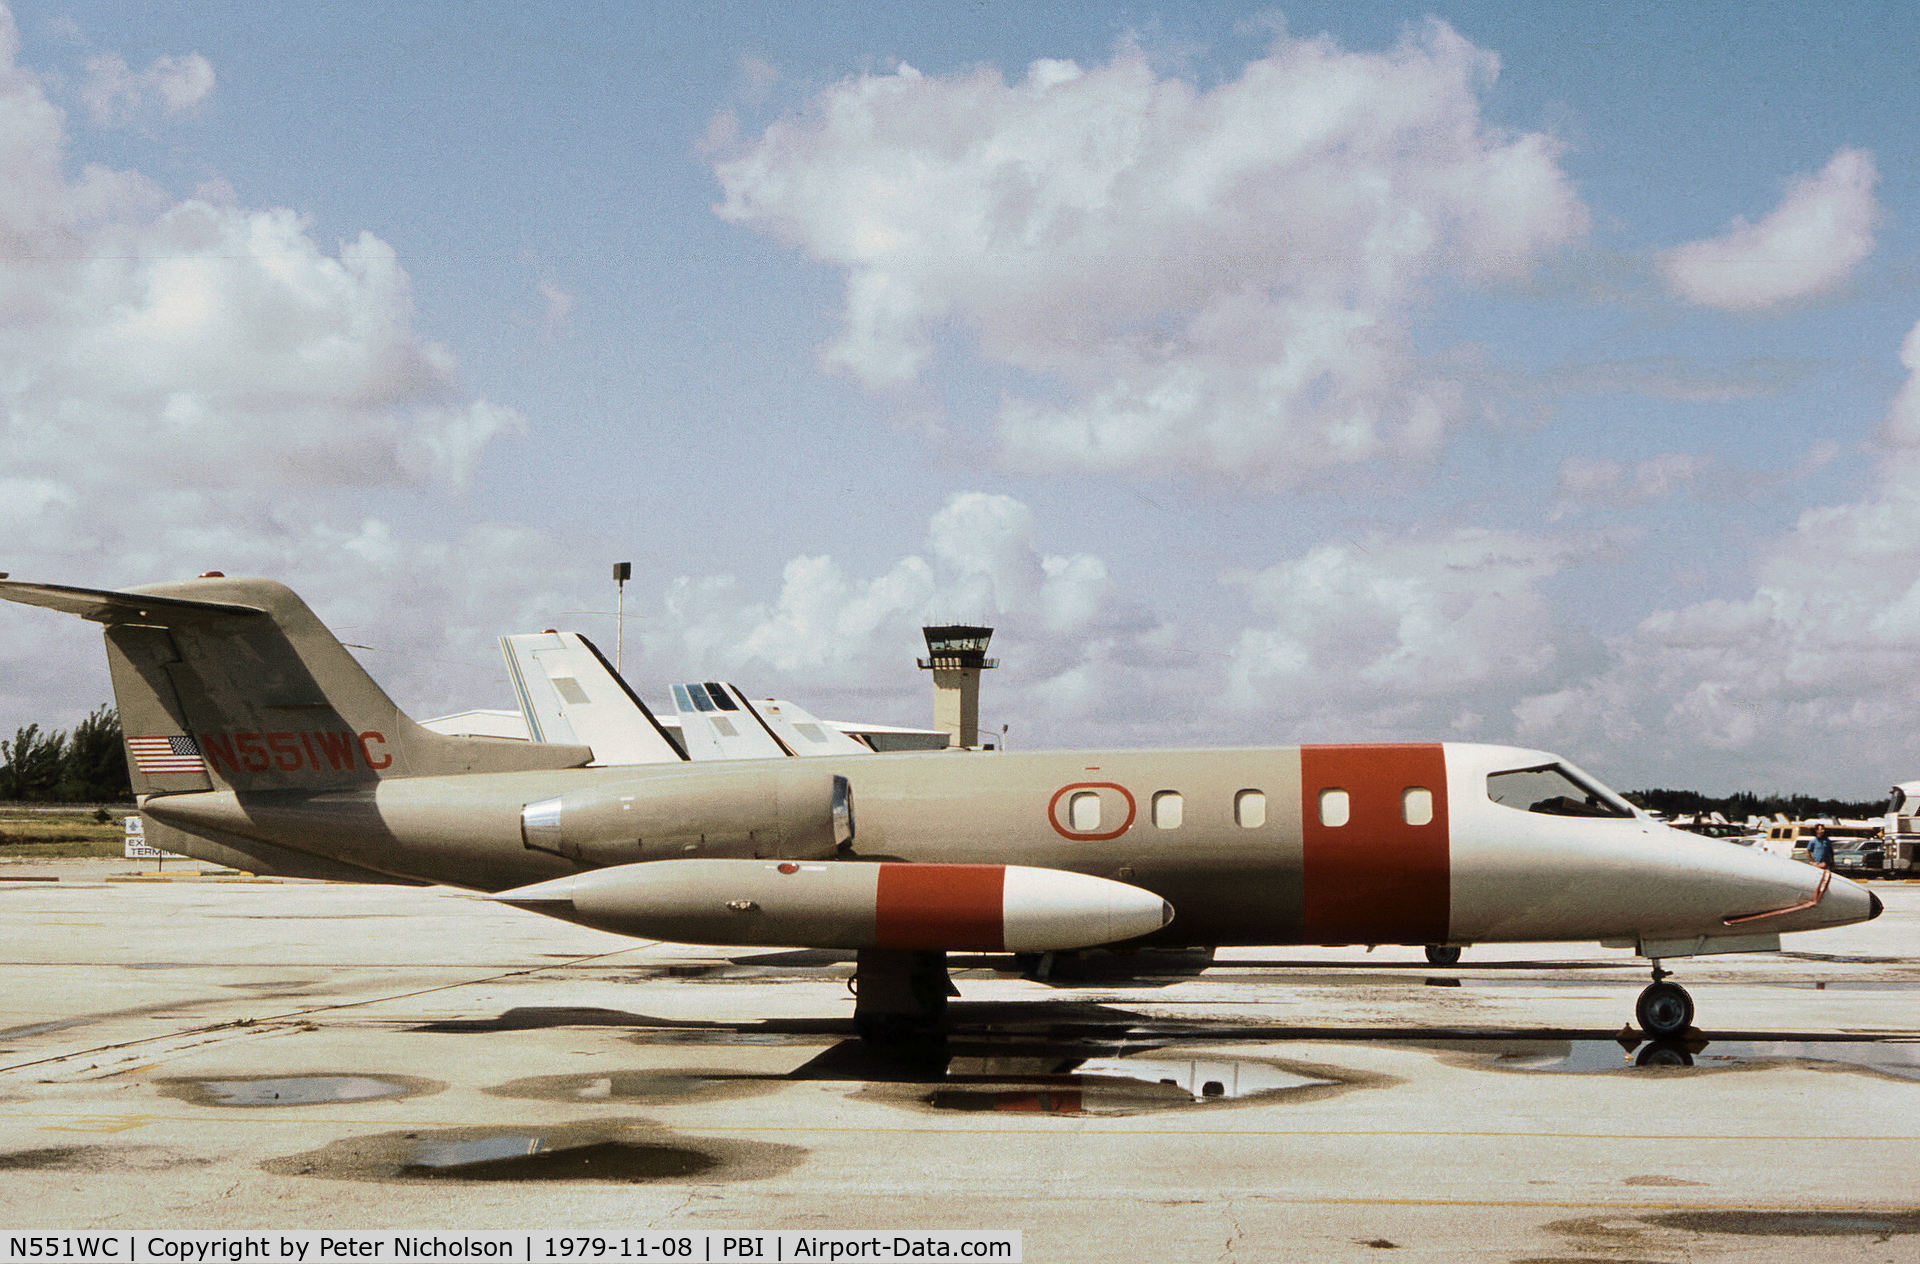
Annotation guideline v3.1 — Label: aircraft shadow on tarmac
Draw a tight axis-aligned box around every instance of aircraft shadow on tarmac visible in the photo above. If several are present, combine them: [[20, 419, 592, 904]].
[[413, 997, 1151, 1037], [407, 998, 1918, 1085]]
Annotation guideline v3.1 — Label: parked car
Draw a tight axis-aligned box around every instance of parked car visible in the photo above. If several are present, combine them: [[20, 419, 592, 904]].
[[1832, 837, 1886, 873]]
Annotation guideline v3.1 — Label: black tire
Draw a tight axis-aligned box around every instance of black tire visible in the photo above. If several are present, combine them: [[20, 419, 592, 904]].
[[1424, 944, 1463, 966], [1635, 1041, 1694, 1067], [1635, 980, 1694, 1037]]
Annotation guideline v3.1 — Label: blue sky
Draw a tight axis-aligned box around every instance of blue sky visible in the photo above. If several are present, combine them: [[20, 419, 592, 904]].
[[4, 2, 1920, 795]]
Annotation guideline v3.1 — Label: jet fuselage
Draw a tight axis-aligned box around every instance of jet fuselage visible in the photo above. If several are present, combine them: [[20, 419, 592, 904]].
[[141, 739, 1872, 953]]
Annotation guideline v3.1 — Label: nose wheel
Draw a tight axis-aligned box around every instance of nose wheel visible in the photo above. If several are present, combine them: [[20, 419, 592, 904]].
[[1635, 963, 1695, 1038]]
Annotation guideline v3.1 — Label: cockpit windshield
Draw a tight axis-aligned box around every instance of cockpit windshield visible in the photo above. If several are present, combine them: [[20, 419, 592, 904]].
[[1487, 763, 1634, 819]]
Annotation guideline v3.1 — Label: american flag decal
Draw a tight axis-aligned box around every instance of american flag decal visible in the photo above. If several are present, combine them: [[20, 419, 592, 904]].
[[126, 734, 207, 776]]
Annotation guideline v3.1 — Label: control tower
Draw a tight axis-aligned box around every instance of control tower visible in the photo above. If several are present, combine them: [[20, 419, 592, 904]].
[[917, 625, 998, 749]]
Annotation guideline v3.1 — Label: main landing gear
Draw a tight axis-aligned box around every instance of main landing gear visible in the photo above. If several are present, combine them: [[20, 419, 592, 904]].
[[1423, 944, 1463, 966], [1635, 961, 1695, 1038], [851, 948, 956, 1046]]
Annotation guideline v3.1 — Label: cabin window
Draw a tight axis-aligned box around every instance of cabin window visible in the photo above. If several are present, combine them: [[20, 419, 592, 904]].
[[1235, 789, 1267, 829], [703, 682, 740, 711], [1403, 787, 1434, 827], [1318, 788, 1349, 828], [1486, 763, 1633, 818], [1153, 791, 1184, 829], [1069, 791, 1102, 833]]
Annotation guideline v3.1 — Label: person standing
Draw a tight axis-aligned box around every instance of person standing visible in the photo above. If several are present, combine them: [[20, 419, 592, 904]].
[[1808, 824, 1834, 869]]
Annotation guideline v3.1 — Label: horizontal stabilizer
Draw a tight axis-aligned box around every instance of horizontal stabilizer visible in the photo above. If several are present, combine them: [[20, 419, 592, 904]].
[[0, 579, 264, 623]]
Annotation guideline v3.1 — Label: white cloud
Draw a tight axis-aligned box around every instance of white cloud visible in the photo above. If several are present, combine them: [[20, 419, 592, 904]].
[[1517, 318, 1920, 791], [81, 51, 214, 127], [1659, 148, 1879, 312], [713, 21, 1585, 485], [1225, 528, 1580, 740], [1551, 452, 1712, 517], [0, 10, 534, 727], [538, 279, 576, 341], [0, 16, 519, 502], [1876, 319, 1920, 448], [632, 492, 1177, 738]]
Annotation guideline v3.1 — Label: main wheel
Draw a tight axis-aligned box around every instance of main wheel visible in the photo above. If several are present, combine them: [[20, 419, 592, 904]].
[[1635, 980, 1694, 1037], [1635, 1041, 1694, 1067], [1424, 944, 1462, 966]]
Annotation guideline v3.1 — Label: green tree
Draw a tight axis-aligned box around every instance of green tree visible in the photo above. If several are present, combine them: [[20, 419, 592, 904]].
[[0, 724, 68, 801], [59, 706, 131, 802]]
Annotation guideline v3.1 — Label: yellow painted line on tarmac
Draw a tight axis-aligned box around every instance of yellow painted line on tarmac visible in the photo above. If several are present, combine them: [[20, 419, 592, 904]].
[[1148, 1196, 1920, 1213], [40, 1113, 164, 1133]]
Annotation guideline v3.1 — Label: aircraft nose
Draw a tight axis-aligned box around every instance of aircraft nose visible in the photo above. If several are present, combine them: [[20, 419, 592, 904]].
[[1870, 890, 1884, 921]]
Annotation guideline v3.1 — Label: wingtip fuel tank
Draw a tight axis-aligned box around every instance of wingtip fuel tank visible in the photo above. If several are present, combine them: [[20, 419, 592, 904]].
[[488, 858, 1175, 953]]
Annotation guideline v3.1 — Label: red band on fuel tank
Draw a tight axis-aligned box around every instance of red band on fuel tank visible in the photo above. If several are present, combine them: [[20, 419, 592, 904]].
[[1300, 744, 1449, 945], [874, 863, 1007, 951]]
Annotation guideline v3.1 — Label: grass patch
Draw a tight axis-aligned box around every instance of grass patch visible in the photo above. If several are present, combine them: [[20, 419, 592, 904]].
[[0, 806, 135, 857]]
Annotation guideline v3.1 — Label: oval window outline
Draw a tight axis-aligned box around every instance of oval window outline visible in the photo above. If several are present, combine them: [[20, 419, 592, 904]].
[[1048, 782, 1138, 841]]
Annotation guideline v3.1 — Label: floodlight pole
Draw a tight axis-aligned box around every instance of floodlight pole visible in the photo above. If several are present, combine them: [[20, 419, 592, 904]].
[[613, 561, 632, 675]]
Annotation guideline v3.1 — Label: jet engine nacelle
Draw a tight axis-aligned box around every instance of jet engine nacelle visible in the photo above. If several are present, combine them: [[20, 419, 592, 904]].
[[520, 764, 854, 866]]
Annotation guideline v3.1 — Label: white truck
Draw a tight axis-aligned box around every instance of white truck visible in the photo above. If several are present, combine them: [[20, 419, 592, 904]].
[[1881, 783, 1920, 875]]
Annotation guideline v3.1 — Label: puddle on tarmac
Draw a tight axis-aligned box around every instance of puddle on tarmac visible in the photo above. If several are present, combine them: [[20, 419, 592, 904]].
[[404, 1134, 714, 1180], [160, 1074, 442, 1108], [486, 1069, 777, 1106], [847, 1043, 1379, 1117], [262, 1120, 805, 1184], [1432, 1037, 1920, 1078], [1643, 1209, 1920, 1238]]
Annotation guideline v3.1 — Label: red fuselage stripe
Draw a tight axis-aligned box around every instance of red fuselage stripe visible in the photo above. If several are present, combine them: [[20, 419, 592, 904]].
[[1300, 744, 1450, 945]]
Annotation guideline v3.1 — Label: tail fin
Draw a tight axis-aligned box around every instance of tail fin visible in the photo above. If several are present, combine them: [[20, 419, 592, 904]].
[[753, 696, 875, 756], [671, 681, 792, 760], [0, 575, 591, 795], [500, 630, 686, 766]]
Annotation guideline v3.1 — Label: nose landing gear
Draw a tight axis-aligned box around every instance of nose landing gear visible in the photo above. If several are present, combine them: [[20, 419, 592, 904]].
[[1635, 961, 1695, 1038]]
